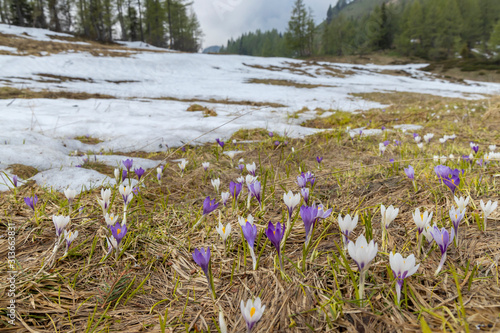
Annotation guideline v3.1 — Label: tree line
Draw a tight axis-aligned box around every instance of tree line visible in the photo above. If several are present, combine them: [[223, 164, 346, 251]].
[[0, 0, 203, 51], [221, 0, 500, 60]]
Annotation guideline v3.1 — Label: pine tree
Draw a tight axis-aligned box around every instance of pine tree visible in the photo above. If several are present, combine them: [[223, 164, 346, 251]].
[[489, 20, 500, 57], [285, 0, 315, 57]]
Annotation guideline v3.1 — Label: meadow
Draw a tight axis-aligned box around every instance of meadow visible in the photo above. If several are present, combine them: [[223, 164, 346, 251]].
[[1, 92, 500, 332]]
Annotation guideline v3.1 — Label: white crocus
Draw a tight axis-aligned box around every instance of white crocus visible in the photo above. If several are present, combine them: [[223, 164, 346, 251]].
[[221, 191, 230, 206], [338, 214, 358, 249], [211, 178, 221, 193], [421, 223, 436, 244], [381, 204, 399, 228], [240, 297, 265, 332], [489, 145, 496, 152], [104, 213, 118, 227], [439, 155, 447, 164], [246, 162, 257, 175], [414, 136, 421, 143], [52, 215, 70, 237], [379, 143, 386, 155], [216, 222, 231, 244], [454, 196, 470, 212], [389, 252, 420, 305], [423, 133, 434, 143], [219, 311, 228, 333], [236, 176, 245, 183], [283, 190, 301, 219], [238, 214, 254, 227], [202, 162, 210, 170], [245, 174, 257, 184], [417, 143, 424, 150], [119, 184, 133, 206], [64, 188, 77, 202], [98, 188, 112, 214], [178, 159, 188, 172], [114, 168, 121, 184], [480, 200, 498, 231], [412, 208, 433, 255], [63, 229, 78, 255], [348, 234, 378, 301]]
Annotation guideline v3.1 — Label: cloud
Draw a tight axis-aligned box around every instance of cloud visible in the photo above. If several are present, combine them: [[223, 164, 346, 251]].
[[192, 0, 334, 48]]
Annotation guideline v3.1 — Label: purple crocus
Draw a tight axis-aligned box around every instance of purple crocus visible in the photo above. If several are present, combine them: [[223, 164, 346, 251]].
[[269, 132, 274, 137], [461, 155, 472, 163], [413, 133, 419, 138], [302, 171, 315, 186], [301, 188, 309, 205], [24, 195, 38, 210], [300, 205, 318, 245], [192, 247, 211, 277], [12, 175, 18, 188], [238, 164, 245, 172], [394, 140, 401, 146], [449, 206, 465, 243], [434, 165, 452, 180], [216, 138, 225, 148], [381, 126, 386, 131], [109, 221, 128, 247], [315, 204, 332, 220], [435, 166, 461, 194], [122, 159, 133, 172], [229, 181, 242, 200], [248, 181, 262, 207], [296, 175, 307, 188], [134, 167, 145, 181], [266, 221, 285, 270], [471, 143, 479, 154], [122, 170, 127, 182], [430, 226, 455, 275], [241, 221, 258, 269], [383, 140, 390, 147], [316, 156, 323, 164], [404, 165, 414, 180], [202, 196, 219, 216]]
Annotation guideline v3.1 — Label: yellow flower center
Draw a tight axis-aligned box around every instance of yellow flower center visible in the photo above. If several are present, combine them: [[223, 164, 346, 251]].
[[420, 214, 424, 220], [222, 227, 225, 233], [250, 307, 256, 318], [117, 228, 121, 234], [455, 214, 458, 220], [441, 235, 444, 242], [68, 231, 72, 238], [273, 230, 276, 235]]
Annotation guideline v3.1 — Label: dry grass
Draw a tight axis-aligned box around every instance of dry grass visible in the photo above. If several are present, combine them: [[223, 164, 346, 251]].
[[187, 104, 217, 117], [0, 94, 500, 332], [247, 78, 336, 89], [0, 86, 115, 100], [155, 96, 286, 108], [0, 32, 167, 57]]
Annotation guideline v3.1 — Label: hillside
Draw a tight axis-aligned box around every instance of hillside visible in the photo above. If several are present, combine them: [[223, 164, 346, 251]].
[[330, 0, 397, 19]]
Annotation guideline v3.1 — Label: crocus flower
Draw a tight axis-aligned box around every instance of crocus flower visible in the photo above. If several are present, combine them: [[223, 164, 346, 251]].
[[283, 190, 301, 220], [156, 167, 163, 181], [423, 133, 434, 143], [211, 178, 220, 193], [246, 162, 257, 176], [221, 191, 230, 206], [202, 162, 210, 171], [119, 184, 133, 206], [241, 221, 258, 269], [266, 221, 285, 270], [454, 196, 470, 212], [300, 205, 318, 246], [238, 214, 254, 227], [268, 132, 273, 137], [216, 138, 225, 148], [114, 168, 121, 184], [379, 143, 386, 155], [338, 214, 358, 249], [430, 226, 454, 275], [489, 145, 496, 151], [470, 142, 479, 154], [315, 204, 332, 220], [134, 167, 145, 181], [449, 206, 465, 242], [316, 156, 323, 164], [245, 174, 257, 184], [240, 297, 265, 332], [122, 159, 133, 172], [394, 140, 401, 146], [122, 169, 127, 182], [104, 213, 118, 227], [296, 175, 307, 188], [216, 222, 231, 244], [64, 188, 77, 203], [238, 164, 245, 172], [178, 159, 188, 172], [229, 181, 242, 200], [24, 195, 38, 210], [236, 176, 245, 184], [480, 199, 498, 231], [404, 165, 414, 180], [248, 181, 262, 208], [422, 223, 436, 244], [302, 171, 315, 186], [443, 170, 460, 194], [98, 188, 112, 213], [381, 204, 399, 228], [412, 208, 433, 254], [110, 222, 128, 247], [63, 229, 78, 254], [389, 252, 420, 305], [300, 188, 309, 205], [348, 234, 378, 301], [193, 247, 210, 276], [52, 215, 70, 237], [12, 175, 18, 188], [202, 196, 219, 216]]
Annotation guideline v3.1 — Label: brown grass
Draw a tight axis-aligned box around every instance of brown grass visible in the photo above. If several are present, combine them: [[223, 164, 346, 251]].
[[7, 164, 39, 178], [187, 104, 217, 117], [247, 78, 336, 89], [155, 96, 286, 108], [0, 86, 115, 100]]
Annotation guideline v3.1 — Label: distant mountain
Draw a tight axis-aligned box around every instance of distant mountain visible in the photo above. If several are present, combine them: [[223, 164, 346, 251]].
[[203, 45, 222, 54], [330, 0, 405, 19]]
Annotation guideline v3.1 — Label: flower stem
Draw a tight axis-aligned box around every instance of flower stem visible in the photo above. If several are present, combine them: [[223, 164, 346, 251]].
[[435, 252, 447, 276], [359, 270, 366, 305]]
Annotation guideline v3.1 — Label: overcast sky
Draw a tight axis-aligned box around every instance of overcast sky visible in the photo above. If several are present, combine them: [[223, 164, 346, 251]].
[[192, 0, 336, 49]]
